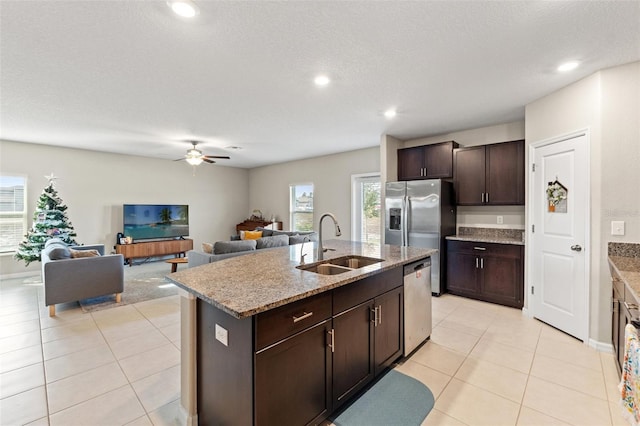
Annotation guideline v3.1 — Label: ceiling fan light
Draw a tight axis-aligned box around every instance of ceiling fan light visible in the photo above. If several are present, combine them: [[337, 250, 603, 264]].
[[186, 157, 203, 166]]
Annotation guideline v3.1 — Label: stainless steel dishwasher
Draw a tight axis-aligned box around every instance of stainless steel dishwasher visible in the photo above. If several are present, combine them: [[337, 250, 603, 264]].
[[403, 258, 432, 356]]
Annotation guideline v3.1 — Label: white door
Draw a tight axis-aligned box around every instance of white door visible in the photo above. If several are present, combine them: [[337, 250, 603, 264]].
[[530, 132, 589, 341]]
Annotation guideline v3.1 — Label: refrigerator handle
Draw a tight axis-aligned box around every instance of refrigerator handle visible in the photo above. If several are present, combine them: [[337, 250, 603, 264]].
[[404, 195, 410, 246], [402, 195, 408, 246]]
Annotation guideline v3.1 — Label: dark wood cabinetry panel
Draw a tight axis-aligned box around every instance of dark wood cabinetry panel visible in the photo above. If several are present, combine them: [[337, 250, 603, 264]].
[[373, 287, 403, 376], [453, 147, 485, 205], [332, 302, 374, 409], [255, 321, 332, 426], [454, 140, 524, 206], [446, 240, 523, 308], [486, 140, 525, 205], [398, 141, 458, 180]]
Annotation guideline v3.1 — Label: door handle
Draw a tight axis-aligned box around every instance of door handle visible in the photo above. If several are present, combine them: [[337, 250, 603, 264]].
[[571, 245, 582, 252]]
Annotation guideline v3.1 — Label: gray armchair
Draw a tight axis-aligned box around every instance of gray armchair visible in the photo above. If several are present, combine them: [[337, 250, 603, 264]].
[[41, 239, 124, 316]]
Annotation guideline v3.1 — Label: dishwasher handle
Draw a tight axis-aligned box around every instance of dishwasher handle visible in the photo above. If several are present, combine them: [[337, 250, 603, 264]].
[[404, 258, 431, 276]]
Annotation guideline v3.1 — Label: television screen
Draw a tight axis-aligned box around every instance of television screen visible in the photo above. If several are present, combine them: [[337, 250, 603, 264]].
[[123, 204, 189, 241]]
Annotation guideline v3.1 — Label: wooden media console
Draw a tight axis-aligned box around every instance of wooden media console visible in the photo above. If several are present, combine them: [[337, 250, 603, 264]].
[[116, 238, 193, 266]]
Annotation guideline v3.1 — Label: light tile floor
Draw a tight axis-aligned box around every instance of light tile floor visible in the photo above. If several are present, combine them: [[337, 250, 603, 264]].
[[0, 270, 629, 426]]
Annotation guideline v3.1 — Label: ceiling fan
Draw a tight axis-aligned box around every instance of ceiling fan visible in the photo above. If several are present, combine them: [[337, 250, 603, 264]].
[[174, 141, 230, 166]]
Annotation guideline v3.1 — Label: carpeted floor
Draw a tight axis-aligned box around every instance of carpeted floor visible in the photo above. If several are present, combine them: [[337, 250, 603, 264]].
[[79, 260, 178, 312], [331, 369, 434, 426]]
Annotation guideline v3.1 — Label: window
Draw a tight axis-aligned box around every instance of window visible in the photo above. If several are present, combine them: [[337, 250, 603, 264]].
[[0, 176, 27, 253], [351, 174, 381, 244], [290, 183, 314, 232]]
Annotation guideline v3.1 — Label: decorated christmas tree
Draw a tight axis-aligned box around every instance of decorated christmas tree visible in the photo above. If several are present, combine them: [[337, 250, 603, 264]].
[[14, 174, 78, 266]]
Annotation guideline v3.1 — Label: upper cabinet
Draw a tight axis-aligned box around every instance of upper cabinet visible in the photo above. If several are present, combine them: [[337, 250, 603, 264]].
[[397, 141, 459, 180], [454, 140, 525, 206]]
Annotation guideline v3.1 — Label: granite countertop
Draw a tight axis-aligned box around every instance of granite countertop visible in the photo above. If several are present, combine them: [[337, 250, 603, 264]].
[[445, 226, 525, 246], [167, 239, 436, 319], [608, 242, 640, 298]]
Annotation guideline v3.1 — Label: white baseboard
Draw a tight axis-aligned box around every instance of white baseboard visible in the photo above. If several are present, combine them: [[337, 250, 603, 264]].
[[589, 339, 614, 353], [521, 307, 533, 318], [0, 271, 41, 281], [177, 404, 197, 426]]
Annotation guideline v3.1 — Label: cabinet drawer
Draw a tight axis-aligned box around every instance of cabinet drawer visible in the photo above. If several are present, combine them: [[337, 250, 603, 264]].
[[255, 291, 332, 351], [333, 268, 402, 314], [447, 240, 522, 258]]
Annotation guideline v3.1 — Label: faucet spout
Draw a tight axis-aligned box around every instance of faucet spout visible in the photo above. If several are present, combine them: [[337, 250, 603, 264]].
[[317, 213, 341, 261]]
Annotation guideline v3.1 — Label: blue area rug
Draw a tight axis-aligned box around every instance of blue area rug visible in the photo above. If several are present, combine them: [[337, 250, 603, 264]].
[[332, 369, 435, 426]]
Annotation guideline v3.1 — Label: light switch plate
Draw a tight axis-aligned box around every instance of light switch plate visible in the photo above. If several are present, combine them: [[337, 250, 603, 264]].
[[611, 221, 625, 236], [215, 324, 228, 346]]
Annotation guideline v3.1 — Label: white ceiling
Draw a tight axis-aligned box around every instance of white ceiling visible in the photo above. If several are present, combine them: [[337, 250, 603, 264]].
[[1, 1, 639, 168]]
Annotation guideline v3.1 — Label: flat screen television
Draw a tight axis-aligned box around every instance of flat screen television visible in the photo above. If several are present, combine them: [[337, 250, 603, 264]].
[[123, 204, 189, 241]]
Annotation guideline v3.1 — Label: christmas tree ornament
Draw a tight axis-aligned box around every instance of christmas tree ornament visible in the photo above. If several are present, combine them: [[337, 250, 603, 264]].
[[14, 174, 78, 266]]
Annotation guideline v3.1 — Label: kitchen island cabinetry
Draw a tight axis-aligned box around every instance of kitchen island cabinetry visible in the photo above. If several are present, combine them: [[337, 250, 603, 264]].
[[446, 240, 524, 308], [397, 141, 458, 180], [454, 139, 524, 205], [198, 268, 404, 425]]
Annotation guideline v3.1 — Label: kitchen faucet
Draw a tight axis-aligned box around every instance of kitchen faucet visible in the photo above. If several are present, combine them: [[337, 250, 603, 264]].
[[317, 213, 341, 261], [299, 236, 310, 265]]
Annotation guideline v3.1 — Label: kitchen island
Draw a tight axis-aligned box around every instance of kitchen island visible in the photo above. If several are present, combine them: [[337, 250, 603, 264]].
[[167, 239, 435, 425]]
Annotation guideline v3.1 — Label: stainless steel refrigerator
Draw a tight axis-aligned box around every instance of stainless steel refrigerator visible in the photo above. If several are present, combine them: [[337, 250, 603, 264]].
[[385, 180, 456, 295]]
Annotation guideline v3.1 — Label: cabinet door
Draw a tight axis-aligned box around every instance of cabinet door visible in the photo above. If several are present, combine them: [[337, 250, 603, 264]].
[[397, 146, 425, 181], [332, 302, 374, 410], [423, 142, 455, 178], [454, 146, 485, 205], [255, 321, 332, 426], [446, 250, 479, 297], [485, 140, 524, 205], [373, 287, 403, 376], [480, 254, 523, 308]]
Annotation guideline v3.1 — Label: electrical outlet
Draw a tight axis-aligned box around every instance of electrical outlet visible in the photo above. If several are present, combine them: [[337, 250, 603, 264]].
[[215, 324, 228, 346], [611, 221, 625, 236], [497, 216, 504, 224]]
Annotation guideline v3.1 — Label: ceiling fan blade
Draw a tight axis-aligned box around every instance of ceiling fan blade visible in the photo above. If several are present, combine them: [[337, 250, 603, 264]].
[[203, 155, 230, 159], [173, 158, 186, 161], [203, 158, 216, 164]]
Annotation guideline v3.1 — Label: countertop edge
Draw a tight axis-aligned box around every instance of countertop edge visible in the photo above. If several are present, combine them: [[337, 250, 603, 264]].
[[446, 235, 525, 246]]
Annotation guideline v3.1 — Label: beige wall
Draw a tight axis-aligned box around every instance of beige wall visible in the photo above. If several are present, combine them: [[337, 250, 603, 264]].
[[248, 147, 380, 240], [524, 61, 640, 344], [0, 140, 249, 277]]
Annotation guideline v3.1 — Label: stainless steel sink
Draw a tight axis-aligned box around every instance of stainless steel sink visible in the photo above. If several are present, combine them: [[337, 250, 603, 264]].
[[296, 256, 384, 275], [325, 255, 384, 269], [297, 263, 353, 275]]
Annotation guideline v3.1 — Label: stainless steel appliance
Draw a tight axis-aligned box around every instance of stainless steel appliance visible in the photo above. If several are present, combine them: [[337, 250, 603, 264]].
[[403, 258, 432, 355], [385, 180, 456, 295]]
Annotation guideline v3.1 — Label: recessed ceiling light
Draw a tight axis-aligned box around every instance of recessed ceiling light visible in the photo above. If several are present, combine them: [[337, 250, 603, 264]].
[[557, 61, 579, 72], [384, 109, 397, 119], [314, 75, 330, 86], [167, 1, 199, 18]]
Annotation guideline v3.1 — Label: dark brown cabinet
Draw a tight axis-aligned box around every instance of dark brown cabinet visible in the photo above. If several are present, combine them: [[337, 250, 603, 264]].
[[397, 141, 459, 180], [454, 140, 524, 205], [256, 321, 332, 426], [198, 265, 408, 425], [612, 275, 637, 372], [446, 240, 524, 308]]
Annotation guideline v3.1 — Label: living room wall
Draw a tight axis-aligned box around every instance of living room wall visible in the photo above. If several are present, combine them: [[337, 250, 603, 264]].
[[0, 140, 249, 277], [248, 147, 380, 241]]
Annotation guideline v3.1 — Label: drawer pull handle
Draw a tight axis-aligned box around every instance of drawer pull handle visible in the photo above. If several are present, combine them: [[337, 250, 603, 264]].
[[292, 311, 313, 323], [328, 329, 335, 353], [473, 247, 486, 251]]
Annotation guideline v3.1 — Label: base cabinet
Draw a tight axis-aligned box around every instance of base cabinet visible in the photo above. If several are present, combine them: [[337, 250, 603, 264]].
[[612, 276, 637, 372], [446, 240, 523, 308], [197, 265, 408, 425]]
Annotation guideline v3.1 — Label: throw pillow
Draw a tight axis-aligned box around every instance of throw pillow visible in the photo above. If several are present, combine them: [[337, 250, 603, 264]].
[[214, 240, 257, 255], [47, 246, 72, 260], [289, 234, 311, 245], [256, 234, 289, 249], [202, 242, 214, 254], [69, 248, 100, 258], [255, 227, 274, 237], [242, 230, 263, 240]]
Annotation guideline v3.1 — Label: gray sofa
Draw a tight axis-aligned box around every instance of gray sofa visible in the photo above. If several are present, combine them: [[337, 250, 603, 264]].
[[188, 228, 317, 268], [41, 238, 125, 316]]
